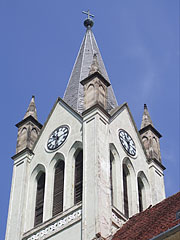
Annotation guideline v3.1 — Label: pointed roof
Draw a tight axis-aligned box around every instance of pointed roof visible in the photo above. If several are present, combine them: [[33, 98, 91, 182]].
[[140, 104, 153, 129], [24, 96, 38, 120], [63, 21, 118, 113]]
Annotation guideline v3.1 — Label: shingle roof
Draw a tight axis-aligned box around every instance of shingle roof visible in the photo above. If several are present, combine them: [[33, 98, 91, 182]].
[[63, 27, 118, 113], [112, 192, 180, 240]]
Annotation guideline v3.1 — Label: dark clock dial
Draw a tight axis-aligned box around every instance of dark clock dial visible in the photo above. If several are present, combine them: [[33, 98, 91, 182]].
[[119, 129, 136, 156], [47, 126, 69, 151]]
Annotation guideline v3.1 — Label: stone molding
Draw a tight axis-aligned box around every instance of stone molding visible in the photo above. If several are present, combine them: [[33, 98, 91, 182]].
[[112, 207, 127, 228], [23, 207, 82, 240]]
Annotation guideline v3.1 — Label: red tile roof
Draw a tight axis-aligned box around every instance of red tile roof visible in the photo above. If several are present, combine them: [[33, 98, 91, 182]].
[[112, 191, 180, 240]]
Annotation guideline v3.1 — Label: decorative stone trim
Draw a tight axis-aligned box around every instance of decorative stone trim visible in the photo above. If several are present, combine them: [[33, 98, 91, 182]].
[[112, 212, 121, 226], [24, 209, 82, 240], [112, 207, 127, 228]]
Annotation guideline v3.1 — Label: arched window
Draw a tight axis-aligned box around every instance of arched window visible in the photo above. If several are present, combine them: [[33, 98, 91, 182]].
[[74, 150, 83, 204], [137, 172, 150, 212], [53, 161, 64, 216], [123, 164, 129, 217], [34, 172, 45, 226], [138, 176, 146, 212], [110, 152, 114, 204]]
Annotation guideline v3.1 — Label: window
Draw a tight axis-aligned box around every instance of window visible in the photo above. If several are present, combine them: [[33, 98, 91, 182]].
[[53, 161, 64, 216], [138, 177, 144, 212], [110, 152, 114, 204], [74, 150, 83, 204], [123, 164, 129, 217], [34, 172, 45, 226]]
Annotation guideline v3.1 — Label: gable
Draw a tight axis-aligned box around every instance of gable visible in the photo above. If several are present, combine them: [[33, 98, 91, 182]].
[[31, 98, 83, 170], [109, 103, 148, 168]]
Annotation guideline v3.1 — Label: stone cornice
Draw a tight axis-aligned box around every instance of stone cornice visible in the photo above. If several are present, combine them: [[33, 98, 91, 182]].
[[16, 115, 43, 129], [82, 103, 111, 119], [139, 124, 162, 138], [148, 158, 166, 171], [11, 147, 34, 161], [80, 71, 110, 87]]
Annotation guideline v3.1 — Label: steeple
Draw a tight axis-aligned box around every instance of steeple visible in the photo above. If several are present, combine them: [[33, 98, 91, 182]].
[[15, 96, 42, 154], [140, 104, 153, 129], [63, 14, 118, 113], [139, 104, 162, 163], [24, 95, 38, 120]]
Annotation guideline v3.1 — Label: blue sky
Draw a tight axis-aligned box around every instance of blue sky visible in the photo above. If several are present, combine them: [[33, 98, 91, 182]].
[[0, 0, 179, 239]]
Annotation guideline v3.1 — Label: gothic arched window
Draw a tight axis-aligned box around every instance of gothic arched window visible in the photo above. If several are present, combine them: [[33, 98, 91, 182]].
[[53, 161, 65, 216], [138, 177, 144, 212], [110, 152, 114, 205], [74, 150, 83, 204], [34, 172, 45, 226], [123, 164, 129, 218]]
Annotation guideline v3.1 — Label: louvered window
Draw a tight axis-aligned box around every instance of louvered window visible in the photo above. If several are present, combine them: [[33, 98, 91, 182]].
[[74, 150, 83, 204], [138, 177, 143, 212], [123, 164, 129, 218], [53, 161, 64, 216], [34, 172, 45, 226]]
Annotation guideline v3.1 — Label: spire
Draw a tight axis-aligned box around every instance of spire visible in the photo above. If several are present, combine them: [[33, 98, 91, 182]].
[[140, 104, 153, 129], [63, 13, 118, 113], [24, 96, 38, 120]]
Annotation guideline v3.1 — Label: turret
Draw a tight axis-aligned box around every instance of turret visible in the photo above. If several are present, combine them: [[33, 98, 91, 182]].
[[139, 104, 162, 163], [81, 53, 110, 111], [15, 96, 42, 154]]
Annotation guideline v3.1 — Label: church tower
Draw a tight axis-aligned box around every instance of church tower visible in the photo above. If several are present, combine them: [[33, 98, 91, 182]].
[[6, 13, 165, 240]]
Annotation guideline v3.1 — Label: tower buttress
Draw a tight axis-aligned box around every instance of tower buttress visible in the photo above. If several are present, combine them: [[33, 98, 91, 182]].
[[6, 97, 42, 240], [16, 96, 42, 153], [139, 104, 165, 204]]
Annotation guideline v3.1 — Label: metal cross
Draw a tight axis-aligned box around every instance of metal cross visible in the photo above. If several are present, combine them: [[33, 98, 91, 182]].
[[82, 10, 94, 19]]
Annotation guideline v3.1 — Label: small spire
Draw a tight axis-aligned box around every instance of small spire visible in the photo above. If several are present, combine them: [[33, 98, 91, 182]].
[[89, 53, 101, 75], [24, 96, 38, 120], [82, 10, 94, 28], [140, 104, 153, 129]]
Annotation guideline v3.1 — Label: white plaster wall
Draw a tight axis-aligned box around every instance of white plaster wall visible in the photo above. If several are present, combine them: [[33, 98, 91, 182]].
[[82, 109, 112, 239], [49, 221, 81, 240], [149, 163, 165, 205], [24, 101, 83, 232], [109, 106, 153, 215], [6, 154, 31, 240]]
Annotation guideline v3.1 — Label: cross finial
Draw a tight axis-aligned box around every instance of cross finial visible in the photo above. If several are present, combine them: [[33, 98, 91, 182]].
[[82, 10, 94, 19], [82, 10, 94, 28]]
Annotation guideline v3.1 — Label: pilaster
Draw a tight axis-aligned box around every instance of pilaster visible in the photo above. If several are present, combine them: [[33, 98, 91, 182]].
[[148, 159, 166, 205], [82, 105, 112, 239], [5, 149, 33, 240]]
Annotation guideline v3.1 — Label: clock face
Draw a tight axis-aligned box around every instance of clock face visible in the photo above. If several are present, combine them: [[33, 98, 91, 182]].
[[47, 125, 69, 151], [119, 129, 136, 156]]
